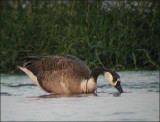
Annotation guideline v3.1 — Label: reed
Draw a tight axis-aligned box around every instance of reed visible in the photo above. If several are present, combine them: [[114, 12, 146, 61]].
[[0, 0, 159, 73]]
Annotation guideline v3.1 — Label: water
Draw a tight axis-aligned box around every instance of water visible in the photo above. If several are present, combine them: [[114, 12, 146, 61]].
[[1, 71, 159, 121]]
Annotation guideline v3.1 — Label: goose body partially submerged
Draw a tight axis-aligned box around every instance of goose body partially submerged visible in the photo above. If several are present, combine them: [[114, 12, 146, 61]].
[[18, 55, 123, 94]]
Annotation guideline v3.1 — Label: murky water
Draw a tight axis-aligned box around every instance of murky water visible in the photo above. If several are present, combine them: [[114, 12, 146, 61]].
[[1, 71, 159, 121]]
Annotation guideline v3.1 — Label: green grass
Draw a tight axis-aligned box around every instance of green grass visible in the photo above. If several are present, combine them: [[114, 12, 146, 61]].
[[0, 0, 160, 73]]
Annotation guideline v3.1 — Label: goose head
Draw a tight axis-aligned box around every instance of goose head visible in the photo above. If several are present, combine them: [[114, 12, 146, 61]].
[[104, 71, 123, 93], [90, 68, 123, 93]]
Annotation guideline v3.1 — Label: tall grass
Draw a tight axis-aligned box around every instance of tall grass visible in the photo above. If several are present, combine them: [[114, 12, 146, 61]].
[[0, 0, 160, 73]]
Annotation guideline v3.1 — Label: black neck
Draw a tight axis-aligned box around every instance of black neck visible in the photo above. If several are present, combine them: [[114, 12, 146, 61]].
[[89, 67, 108, 83]]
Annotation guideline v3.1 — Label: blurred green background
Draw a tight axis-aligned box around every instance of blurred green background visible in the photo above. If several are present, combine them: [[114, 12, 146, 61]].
[[0, 0, 160, 73]]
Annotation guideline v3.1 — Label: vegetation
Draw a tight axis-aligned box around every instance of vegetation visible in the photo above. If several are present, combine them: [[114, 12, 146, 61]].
[[0, 0, 160, 73]]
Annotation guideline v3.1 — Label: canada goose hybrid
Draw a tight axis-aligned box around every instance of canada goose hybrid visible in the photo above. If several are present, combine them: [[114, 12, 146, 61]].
[[18, 55, 123, 94]]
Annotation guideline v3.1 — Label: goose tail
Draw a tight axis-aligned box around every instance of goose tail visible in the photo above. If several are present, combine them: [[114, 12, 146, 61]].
[[17, 65, 41, 88]]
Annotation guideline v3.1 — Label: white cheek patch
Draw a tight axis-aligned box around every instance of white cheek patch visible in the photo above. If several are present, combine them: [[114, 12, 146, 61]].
[[116, 78, 121, 84], [104, 72, 117, 86]]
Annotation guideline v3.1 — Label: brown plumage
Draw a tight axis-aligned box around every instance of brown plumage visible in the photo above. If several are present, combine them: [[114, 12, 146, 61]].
[[18, 55, 123, 94]]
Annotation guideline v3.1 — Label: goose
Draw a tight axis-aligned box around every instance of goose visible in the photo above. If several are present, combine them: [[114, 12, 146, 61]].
[[17, 55, 123, 94]]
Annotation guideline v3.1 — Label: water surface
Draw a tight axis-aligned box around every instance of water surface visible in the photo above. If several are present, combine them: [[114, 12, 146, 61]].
[[1, 71, 159, 121]]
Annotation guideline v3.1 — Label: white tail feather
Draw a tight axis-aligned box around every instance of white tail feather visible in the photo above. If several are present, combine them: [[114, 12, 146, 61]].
[[17, 66, 42, 89]]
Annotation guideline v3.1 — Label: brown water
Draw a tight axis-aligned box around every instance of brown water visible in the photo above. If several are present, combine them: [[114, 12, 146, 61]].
[[1, 71, 159, 121]]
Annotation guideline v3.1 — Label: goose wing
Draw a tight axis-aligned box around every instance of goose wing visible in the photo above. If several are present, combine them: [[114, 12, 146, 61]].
[[37, 69, 87, 94], [23, 55, 90, 77]]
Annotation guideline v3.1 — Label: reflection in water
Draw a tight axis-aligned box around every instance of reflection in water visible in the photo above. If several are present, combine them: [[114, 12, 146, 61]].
[[108, 93, 121, 97], [28, 91, 124, 99], [28, 93, 98, 99]]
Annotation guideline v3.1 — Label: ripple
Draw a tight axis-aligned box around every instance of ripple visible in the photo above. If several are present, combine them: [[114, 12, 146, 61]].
[[150, 82, 159, 85], [112, 112, 135, 115], [147, 89, 160, 92], [122, 82, 159, 89], [0, 92, 12, 96], [8, 83, 36, 87], [98, 84, 111, 88]]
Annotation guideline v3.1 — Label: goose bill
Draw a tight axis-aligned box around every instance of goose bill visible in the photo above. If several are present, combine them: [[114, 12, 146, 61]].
[[115, 81, 123, 93]]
